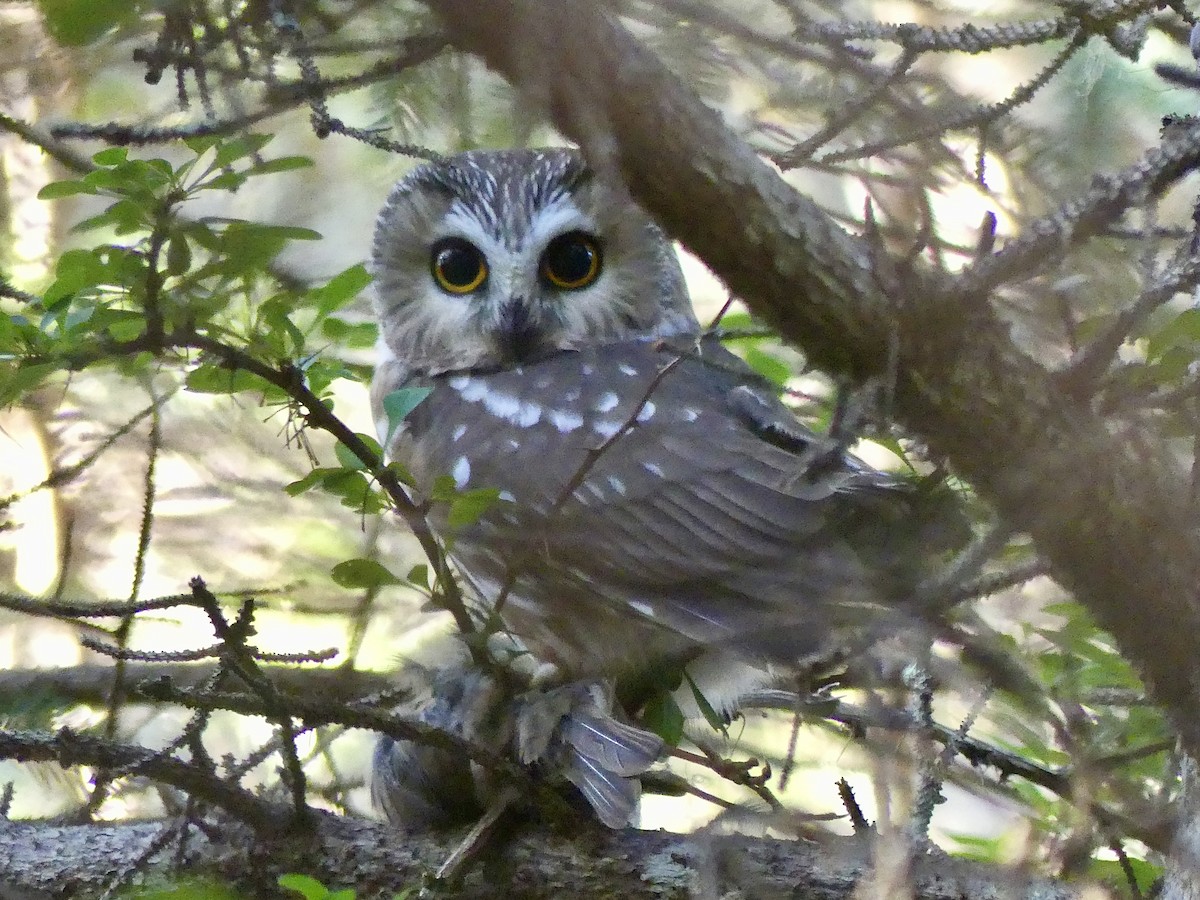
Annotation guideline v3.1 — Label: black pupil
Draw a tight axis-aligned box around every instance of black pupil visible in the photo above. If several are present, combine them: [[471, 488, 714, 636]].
[[437, 244, 481, 287], [546, 237, 594, 283]]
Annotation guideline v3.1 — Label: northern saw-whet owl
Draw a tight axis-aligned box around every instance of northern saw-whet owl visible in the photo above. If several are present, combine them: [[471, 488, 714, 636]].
[[369, 149, 934, 829]]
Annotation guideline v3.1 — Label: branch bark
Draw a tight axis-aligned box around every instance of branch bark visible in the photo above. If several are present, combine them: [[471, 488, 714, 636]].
[[0, 811, 1089, 899], [423, 0, 1200, 758]]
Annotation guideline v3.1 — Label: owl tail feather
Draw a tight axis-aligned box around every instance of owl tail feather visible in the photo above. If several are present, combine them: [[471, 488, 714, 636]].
[[564, 750, 644, 830], [516, 679, 665, 827]]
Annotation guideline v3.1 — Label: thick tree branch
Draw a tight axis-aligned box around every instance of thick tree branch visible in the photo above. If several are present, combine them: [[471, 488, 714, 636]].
[[0, 811, 1087, 899], [423, 0, 1200, 759]]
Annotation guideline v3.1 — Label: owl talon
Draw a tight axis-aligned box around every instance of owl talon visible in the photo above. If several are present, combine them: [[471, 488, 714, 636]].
[[372, 650, 664, 831]]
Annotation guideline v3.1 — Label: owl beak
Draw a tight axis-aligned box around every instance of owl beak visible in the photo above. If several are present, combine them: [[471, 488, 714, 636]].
[[494, 296, 543, 364]]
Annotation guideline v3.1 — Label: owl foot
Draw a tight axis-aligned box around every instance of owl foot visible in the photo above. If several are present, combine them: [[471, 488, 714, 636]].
[[372, 649, 664, 831]]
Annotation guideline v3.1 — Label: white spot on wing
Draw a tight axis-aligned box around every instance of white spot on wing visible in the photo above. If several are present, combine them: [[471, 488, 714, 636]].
[[619, 364, 638, 376], [448, 375, 471, 391], [593, 420, 622, 440], [457, 379, 490, 402], [513, 401, 541, 427], [643, 462, 665, 478], [498, 490, 516, 502], [682, 408, 700, 422], [629, 600, 655, 618], [550, 409, 584, 433], [463, 388, 544, 429], [452, 455, 471, 489], [481, 389, 521, 419], [452, 424, 467, 442], [595, 392, 619, 413], [581, 364, 594, 377], [508, 438, 520, 449], [635, 401, 655, 423], [608, 476, 627, 496]]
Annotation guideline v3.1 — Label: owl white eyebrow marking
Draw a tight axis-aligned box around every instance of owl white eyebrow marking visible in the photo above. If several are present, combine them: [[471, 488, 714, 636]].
[[619, 364, 639, 376], [452, 424, 468, 442], [550, 409, 584, 433], [595, 392, 619, 413], [635, 401, 656, 422], [526, 196, 592, 252], [452, 455, 471, 489]]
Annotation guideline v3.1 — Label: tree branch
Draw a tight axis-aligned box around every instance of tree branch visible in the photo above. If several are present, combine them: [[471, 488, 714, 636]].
[[422, 0, 1200, 761], [0, 810, 1087, 899]]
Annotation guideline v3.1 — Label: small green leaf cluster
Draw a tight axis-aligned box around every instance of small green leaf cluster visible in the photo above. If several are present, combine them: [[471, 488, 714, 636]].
[[5, 136, 375, 411]]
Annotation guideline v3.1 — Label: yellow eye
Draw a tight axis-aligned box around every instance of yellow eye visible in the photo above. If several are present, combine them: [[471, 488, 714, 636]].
[[540, 231, 602, 290], [431, 238, 488, 294]]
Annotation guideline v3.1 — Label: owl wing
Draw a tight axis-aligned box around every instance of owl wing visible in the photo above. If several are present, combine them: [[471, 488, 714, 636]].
[[376, 336, 938, 667]]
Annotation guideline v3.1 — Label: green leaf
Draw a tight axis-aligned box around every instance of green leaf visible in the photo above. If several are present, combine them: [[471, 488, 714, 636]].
[[641, 691, 684, 746], [258, 296, 306, 356], [321, 318, 378, 349], [184, 364, 263, 395], [217, 221, 321, 270], [37, 180, 95, 199], [743, 347, 792, 386], [92, 147, 128, 166], [0, 362, 59, 407], [38, 0, 140, 45], [320, 470, 387, 512], [333, 434, 382, 471], [447, 487, 502, 529], [331, 559, 402, 590], [310, 265, 373, 318], [277, 873, 331, 900], [683, 670, 727, 735], [182, 135, 222, 156], [213, 134, 274, 167], [1147, 307, 1200, 360], [406, 564, 429, 590], [105, 315, 145, 341], [284, 467, 344, 497], [381, 387, 432, 442], [166, 235, 191, 276], [249, 155, 315, 176], [44, 248, 109, 303], [199, 171, 249, 193]]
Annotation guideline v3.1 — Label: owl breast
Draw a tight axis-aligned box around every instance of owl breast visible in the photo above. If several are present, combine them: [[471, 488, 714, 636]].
[[384, 337, 890, 678]]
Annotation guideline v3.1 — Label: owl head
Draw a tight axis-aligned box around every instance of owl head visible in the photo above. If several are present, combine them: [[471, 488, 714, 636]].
[[370, 149, 699, 379]]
